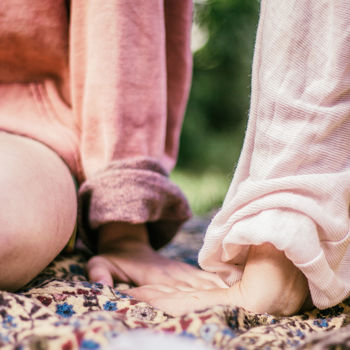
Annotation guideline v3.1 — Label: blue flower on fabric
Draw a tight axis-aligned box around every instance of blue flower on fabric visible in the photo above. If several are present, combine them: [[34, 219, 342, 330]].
[[222, 328, 237, 337], [295, 329, 305, 339], [93, 283, 104, 290], [2, 315, 16, 329], [313, 319, 329, 328], [80, 339, 100, 349], [287, 339, 300, 347], [179, 331, 196, 339], [0, 333, 10, 344], [103, 301, 117, 311], [71, 320, 82, 329], [199, 323, 219, 342], [81, 282, 93, 288], [115, 291, 131, 299], [56, 303, 76, 318]]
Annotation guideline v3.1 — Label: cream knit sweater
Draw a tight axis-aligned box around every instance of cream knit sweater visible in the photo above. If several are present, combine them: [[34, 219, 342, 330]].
[[199, 0, 350, 309]]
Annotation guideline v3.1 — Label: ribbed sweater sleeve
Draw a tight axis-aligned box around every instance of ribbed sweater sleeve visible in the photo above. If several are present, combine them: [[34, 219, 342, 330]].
[[69, 0, 193, 250], [199, 0, 350, 309]]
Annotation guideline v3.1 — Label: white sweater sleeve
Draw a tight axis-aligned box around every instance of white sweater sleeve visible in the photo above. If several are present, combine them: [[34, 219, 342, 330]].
[[198, 0, 350, 309]]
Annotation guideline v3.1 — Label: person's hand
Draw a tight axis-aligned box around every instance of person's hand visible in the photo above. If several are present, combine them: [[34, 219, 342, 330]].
[[86, 222, 227, 290], [126, 243, 310, 317]]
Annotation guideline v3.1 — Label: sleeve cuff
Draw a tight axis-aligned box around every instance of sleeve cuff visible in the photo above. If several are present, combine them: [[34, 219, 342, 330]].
[[78, 157, 192, 252], [200, 208, 350, 309]]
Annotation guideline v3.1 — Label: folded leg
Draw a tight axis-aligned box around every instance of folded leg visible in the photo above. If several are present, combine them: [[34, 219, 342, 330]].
[[0, 132, 77, 290]]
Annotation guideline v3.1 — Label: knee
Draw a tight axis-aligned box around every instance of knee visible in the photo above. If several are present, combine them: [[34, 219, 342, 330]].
[[0, 147, 77, 291], [0, 143, 77, 239], [0, 178, 76, 291], [0, 180, 45, 290]]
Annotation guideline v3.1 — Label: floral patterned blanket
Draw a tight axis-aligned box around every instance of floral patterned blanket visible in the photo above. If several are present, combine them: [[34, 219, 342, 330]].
[[1, 218, 350, 350]]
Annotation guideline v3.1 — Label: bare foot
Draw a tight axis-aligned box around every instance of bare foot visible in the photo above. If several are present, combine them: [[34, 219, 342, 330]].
[[126, 243, 310, 317], [86, 222, 227, 290]]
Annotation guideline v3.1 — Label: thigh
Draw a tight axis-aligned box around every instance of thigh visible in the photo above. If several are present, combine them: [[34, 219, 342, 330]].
[[0, 132, 77, 290]]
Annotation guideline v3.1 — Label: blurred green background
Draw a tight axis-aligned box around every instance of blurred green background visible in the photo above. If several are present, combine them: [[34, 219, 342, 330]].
[[172, 0, 260, 215]]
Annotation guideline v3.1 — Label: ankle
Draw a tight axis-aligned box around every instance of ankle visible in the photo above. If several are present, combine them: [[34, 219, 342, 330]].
[[236, 243, 309, 316]]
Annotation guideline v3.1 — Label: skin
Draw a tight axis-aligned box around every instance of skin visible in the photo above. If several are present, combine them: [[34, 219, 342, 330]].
[[1, 132, 225, 295], [125, 245, 310, 317], [0, 132, 77, 291], [87, 224, 310, 317], [87, 222, 227, 291], [1, 133, 310, 316]]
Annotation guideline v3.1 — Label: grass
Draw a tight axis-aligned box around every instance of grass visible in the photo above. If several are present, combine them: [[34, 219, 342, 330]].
[[171, 169, 233, 215], [173, 127, 245, 215]]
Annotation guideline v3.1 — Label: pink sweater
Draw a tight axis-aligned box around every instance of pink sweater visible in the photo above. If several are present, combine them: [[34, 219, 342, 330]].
[[0, 0, 193, 249], [199, 1, 350, 309]]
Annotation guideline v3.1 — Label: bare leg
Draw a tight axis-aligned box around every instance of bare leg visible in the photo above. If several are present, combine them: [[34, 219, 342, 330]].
[[0, 132, 77, 291]]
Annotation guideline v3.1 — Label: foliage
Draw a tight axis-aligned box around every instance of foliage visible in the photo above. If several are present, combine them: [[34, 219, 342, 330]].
[[171, 169, 232, 215], [174, 0, 260, 213], [177, 0, 260, 172]]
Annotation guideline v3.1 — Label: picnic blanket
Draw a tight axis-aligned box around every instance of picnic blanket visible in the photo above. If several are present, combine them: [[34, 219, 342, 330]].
[[1, 218, 350, 350]]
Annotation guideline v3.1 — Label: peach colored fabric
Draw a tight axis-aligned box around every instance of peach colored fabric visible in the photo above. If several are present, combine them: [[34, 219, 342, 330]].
[[0, 0, 192, 249], [199, 0, 350, 309]]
